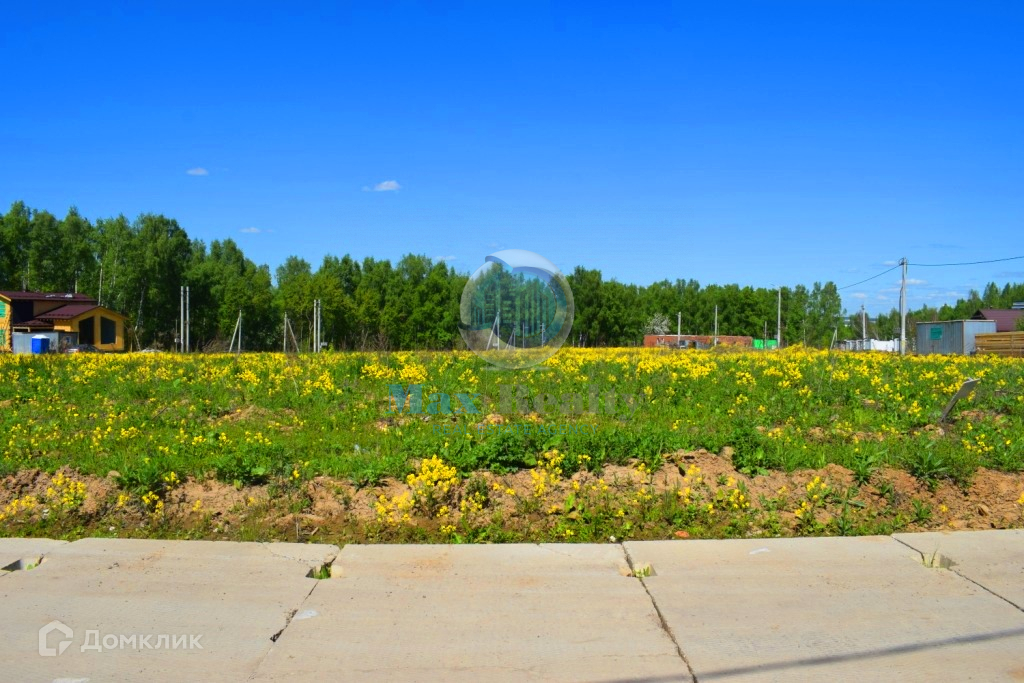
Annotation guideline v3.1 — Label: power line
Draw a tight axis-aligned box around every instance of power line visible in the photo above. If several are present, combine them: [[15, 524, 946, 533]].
[[913, 255, 1024, 267], [838, 264, 901, 291]]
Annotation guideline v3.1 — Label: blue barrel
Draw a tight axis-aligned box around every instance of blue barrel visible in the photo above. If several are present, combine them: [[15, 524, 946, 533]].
[[31, 336, 50, 354]]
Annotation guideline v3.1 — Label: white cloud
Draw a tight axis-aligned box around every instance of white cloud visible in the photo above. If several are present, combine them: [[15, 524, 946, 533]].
[[906, 278, 928, 285], [436, 255, 457, 262], [882, 260, 899, 266], [186, 167, 209, 176], [365, 180, 401, 192], [850, 292, 868, 299], [240, 227, 271, 234]]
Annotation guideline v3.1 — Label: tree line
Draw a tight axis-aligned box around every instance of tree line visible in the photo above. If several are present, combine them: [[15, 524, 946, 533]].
[[2, 201, 1020, 350]]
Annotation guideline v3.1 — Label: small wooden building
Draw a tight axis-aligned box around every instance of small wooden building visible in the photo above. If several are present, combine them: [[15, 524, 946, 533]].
[[0, 291, 128, 352]]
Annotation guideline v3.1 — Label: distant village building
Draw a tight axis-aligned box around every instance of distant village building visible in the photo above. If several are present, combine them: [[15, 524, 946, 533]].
[[971, 305, 1024, 357], [643, 334, 754, 349], [970, 308, 1024, 333], [839, 339, 899, 353], [0, 291, 128, 353]]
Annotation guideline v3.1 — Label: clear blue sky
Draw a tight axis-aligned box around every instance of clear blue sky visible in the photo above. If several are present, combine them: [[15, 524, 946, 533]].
[[2, 1, 1022, 315]]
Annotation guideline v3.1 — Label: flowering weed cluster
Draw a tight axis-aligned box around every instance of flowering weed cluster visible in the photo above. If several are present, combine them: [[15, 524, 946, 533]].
[[45, 472, 87, 511]]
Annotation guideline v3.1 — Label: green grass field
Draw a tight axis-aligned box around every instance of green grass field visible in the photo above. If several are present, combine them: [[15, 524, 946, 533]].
[[1, 348, 1023, 543]]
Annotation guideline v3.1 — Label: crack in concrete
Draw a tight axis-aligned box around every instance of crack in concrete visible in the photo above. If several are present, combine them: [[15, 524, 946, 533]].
[[620, 544, 698, 683], [260, 542, 340, 567], [268, 609, 296, 643], [892, 536, 1024, 614], [537, 543, 607, 565], [249, 575, 324, 680]]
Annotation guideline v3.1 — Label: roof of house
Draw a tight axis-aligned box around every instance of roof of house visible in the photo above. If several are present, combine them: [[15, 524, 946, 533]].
[[0, 290, 97, 303], [972, 308, 1024, 332], [37, 304, 104, 320], [12, 303, 127, 332], [13, 319, 57, 330]]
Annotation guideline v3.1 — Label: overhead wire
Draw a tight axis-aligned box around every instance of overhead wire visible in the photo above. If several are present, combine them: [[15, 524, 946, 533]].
[[912, 255, 1024, 267], [839, 254, 1024, 291], [837, 264, 901, 291]]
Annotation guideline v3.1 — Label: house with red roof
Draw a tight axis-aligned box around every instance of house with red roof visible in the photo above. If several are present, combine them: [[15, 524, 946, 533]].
[[0, 291, 127, 352], [971, 308, 1024, 333]]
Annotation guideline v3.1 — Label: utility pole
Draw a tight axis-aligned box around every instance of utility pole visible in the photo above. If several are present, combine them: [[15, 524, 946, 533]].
[[677, 311, 681, 348], [283, 313, 289, 353], [861, 304, 867, 340], [763, 321, 768, 350], [185, 286, 190, 353], [179, 286, 185, 353], [714, 305, 719, 347], [229, 310, 242, 354], [776, 287, 782, 348], [287, 316, 300, 353], [899, 257, 907, 356]]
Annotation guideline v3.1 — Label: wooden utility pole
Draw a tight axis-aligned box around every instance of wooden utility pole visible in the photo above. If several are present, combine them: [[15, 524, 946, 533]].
[[899, 257, 908, 355], [228, 310, 242, 354]]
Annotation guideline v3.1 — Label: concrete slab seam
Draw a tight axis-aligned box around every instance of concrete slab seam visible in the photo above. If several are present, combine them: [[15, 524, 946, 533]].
[[891, 535, 1024, 614], [249, 577, 324, 680], [620, 543, 698, 683]]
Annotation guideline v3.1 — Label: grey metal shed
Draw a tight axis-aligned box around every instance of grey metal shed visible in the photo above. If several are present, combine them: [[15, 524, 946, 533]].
[[915, 320, 997, 355]]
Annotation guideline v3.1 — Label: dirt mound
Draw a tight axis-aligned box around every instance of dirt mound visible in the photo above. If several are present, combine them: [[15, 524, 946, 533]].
[[0, 468, 116, 518], [2, 454, 1022, 542], [172, 479, 265, 519]]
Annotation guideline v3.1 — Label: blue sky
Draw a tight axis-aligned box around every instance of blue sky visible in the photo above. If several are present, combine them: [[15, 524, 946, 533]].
[[2, 1, 1022, 315]]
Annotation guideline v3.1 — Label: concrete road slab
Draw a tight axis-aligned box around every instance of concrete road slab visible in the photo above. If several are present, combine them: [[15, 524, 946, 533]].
[[0, 538, 339, 683], [895, 530, 1024, 609], [625, 536, 1024, 682], [253, 543, 691, 682], [0, 537, 67, 572]]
